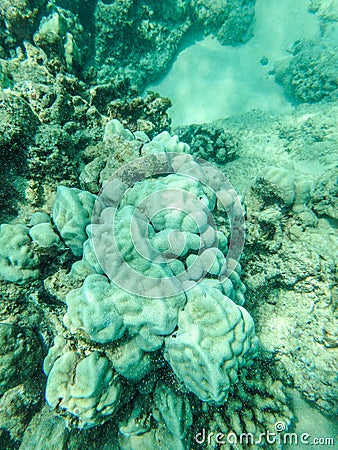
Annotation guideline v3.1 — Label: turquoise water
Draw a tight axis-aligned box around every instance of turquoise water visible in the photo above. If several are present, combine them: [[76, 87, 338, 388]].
[[0, 1, 337, 449], [149, 0, 320, 124]]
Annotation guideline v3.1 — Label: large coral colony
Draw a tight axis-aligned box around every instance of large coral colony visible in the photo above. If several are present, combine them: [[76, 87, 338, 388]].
[[2, 117, 260, 431], [0, 0, 337, 449]]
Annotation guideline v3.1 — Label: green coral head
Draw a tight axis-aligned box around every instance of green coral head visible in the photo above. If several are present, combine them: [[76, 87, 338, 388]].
[[90, 151, 245, 299]]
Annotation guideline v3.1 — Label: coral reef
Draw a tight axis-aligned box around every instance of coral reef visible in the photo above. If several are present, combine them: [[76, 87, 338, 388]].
[[244, 165, 317, 252], [44, 342, 127, 429], [1, 0, 338, 446], [165, 282, 257, 404], [107, 91, 172, 136], [0, 381, 44, 444], [175, 123, 238, 164], [52, 186, 95, 257], [0, 93, 39, 216], [0, 0, 257, 222], [0, 0, 256, 90], [0, 120, 264, 444], [0, 322, 45, 446], [1, 105, 337, 445], [275, 35, 338, 104], [191, 0, 255, 45], [0, 323, 43, 395], [39, 124, 258, 432], [0, 46, 171, 221], [274, 4, 338, 105], [94, 0, 256, 88], [0, 211, 65, 285], [192, 358, 294, 449], [0, 0, 47, 54], [243, 166, 338, 417], [309, 0, 338, 34], [33, 4, 89, 76], [310, 165, 338, 220], [0, 224, 41, 284]]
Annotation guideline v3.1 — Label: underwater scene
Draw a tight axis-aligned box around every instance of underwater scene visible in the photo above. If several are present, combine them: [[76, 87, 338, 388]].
[[0, 0, 337, 449]]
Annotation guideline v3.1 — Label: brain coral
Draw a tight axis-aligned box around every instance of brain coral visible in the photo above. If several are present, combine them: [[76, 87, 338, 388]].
[[0, 224, 40, 284], [44, 121, 258, 431]]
